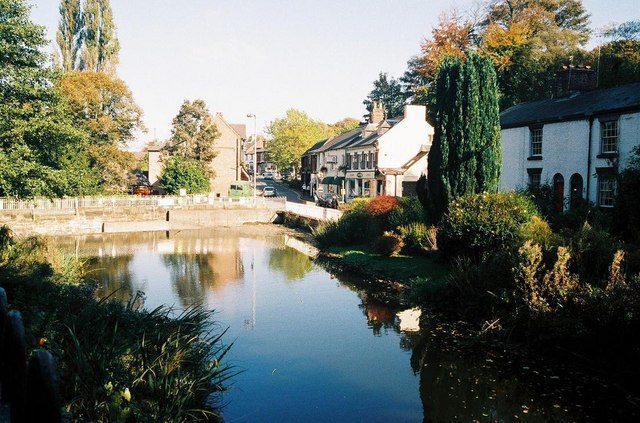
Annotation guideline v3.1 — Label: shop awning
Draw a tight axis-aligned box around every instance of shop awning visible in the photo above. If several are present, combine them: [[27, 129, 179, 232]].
[[333, 177, 345, 186], [321, 176, 334, 184]]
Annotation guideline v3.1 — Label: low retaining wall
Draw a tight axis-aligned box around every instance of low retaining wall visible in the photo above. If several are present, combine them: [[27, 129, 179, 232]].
[[0, 206, 278, 236]]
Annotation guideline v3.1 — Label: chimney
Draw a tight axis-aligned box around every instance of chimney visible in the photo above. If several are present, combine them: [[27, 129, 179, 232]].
[[554, 65, 596, 98], [370, 101, 385, 124]]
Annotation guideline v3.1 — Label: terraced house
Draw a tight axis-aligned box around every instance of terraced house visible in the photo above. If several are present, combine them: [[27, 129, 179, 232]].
[[500, 66, 640, 211], [301, 102, 434, 202]]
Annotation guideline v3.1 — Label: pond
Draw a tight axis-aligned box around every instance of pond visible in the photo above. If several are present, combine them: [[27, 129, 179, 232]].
[[51, 227, 639, 422]]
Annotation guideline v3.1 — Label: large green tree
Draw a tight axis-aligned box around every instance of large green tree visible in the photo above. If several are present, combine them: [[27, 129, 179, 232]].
[[362, 72, 409, 120], [426, 51, 501, 223], [266, 109, 330, 172], [56, 0, 83, 71], [167, 99, 219, 163], [80, 0, 119, 73], [0, 0, 99, 197]]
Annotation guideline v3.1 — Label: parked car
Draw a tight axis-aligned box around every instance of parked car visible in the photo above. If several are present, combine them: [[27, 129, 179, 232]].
[[263, 172, 274, 180], [262, 186, 277, 197], [131, 184, 151, 195]]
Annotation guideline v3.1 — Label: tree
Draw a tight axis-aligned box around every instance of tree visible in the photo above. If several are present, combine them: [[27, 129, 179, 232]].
[[426, 51, 502, 223], [56, 71, 145, 145], [266, 109, 330, 172], [56, 0, 83, 71], [362, 72, 408, 120], [159, 156, 211, 194], [80, 0, 119, 73], [602, 20, 640, 41], [329, 117, 360, 135], [0, 0, 99, 197], [480, 0, 591, 108], [167, 99, 219, 163]]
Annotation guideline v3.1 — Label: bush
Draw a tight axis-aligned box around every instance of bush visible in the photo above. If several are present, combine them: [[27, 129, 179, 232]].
[[570, 222, 618, 287], [388, 197, 427, 229], [437, 191, 537, 259], [373, 231, 404, 257], [398, 222, 437, 255], [312, 209, 372, 247], [159, 156, 211, 194], [365, 195, 398, 218]]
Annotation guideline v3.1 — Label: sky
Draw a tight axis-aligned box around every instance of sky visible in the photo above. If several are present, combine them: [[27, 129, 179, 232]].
[[28, 0, 639, 151]]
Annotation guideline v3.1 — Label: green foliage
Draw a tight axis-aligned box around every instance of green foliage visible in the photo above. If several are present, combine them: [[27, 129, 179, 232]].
[[56, 0, 83, 71], [437, 191, 537, 259], [0, 227, 235, 421], [518, 215, 563, 251], [373, 231, 404, 257], [362, 72, 410, 120], [398, 222, 437, 255], [388, 196, 427, 229], [167, 99, 220, 163], [266, 109, 331, 172], [79, 0, 120, 72], [159, 156, 211, 194], [312, 209, 371, 247], [570, 222, 618, 287], [426, 51, 501, 223]]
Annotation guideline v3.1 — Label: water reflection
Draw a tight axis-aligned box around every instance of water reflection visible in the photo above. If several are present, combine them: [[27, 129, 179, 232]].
[[48, 229, 637, 422]]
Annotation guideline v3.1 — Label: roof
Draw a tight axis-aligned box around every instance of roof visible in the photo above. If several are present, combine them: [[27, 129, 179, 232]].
[[302, 139, 328, 156], [500, 82, 640, 129], [229, 124, 247, 139]]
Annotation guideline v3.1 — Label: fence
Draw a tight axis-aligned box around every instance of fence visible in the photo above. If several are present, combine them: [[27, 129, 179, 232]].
[[0, 195, 286, 211], [283, 201, 343, 221]]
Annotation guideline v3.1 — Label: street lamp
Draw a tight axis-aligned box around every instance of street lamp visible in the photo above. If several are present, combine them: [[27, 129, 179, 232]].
[[246, 114, 257, 201]]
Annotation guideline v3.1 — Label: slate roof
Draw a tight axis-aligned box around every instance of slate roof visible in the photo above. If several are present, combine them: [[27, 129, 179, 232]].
[[500, 82, 640, 129]]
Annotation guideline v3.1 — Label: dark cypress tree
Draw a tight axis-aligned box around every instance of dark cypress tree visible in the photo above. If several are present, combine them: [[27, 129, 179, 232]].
[[426, 55, 463, 223], [426, 50, 501, 223], [475, 53, 502, 192]]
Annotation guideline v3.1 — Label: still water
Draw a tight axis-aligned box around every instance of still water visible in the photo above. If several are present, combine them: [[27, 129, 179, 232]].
[[51, 228, 638, 422]]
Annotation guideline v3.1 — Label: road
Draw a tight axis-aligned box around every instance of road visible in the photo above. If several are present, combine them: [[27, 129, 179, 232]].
[[256, 177, 305, 204]]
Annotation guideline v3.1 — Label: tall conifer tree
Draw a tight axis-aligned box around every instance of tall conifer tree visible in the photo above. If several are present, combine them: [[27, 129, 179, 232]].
[[56, 0, 83, 71], [79, 0, 119, 73], [426, 50, 501, 223]]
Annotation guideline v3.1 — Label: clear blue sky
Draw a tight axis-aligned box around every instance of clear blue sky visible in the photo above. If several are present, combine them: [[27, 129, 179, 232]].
[[28, 0, 638, 150]]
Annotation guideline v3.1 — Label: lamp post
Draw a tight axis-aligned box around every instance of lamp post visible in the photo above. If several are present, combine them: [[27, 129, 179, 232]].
[[247, 113, 257, 201]]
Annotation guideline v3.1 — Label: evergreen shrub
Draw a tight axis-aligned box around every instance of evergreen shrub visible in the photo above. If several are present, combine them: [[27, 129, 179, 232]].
[[388, 197, 427, 229], [437, 191, 537, 259]]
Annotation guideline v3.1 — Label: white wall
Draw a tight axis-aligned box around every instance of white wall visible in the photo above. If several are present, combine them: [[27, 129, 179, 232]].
[[377, 105, 433, 170]]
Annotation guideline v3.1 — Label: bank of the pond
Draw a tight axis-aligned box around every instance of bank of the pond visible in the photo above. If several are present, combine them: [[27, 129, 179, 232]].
[[0, 227, 237, 421]]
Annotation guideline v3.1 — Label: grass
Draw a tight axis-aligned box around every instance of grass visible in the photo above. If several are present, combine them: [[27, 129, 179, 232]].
[[325, 244, 449, 283]]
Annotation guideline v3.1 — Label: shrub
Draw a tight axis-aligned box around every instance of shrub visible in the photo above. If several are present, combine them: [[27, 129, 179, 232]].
[[437, 191, 537, 259], [312, 209, 372, 247], [365, 195, 398, 219], [570, 222, 618, 287], [159, 156, 211, 194], [398, 223, 437, 254], [388, 197, 427, 229], [373, 231, 404, 257]]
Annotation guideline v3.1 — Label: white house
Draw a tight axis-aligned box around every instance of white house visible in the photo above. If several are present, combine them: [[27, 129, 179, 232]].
[[500, 65, 640, 210], [301, 102, 434, 202]]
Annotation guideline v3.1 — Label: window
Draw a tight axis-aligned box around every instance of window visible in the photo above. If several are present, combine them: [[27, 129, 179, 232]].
[[363, 180, 371, 196], [530, 127, 543, 157], [527, 168, 542, 187], [352, 153, 358, 170], [600, 120, 618, 154], [345, 153, 351, 169], [598, 175, 616, 207], [360, 153, 365, 169], [369, 152, 374, 169]]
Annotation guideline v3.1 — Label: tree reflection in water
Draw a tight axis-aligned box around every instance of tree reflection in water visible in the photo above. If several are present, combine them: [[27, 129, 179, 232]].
[[267, 246, 313, 281]]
